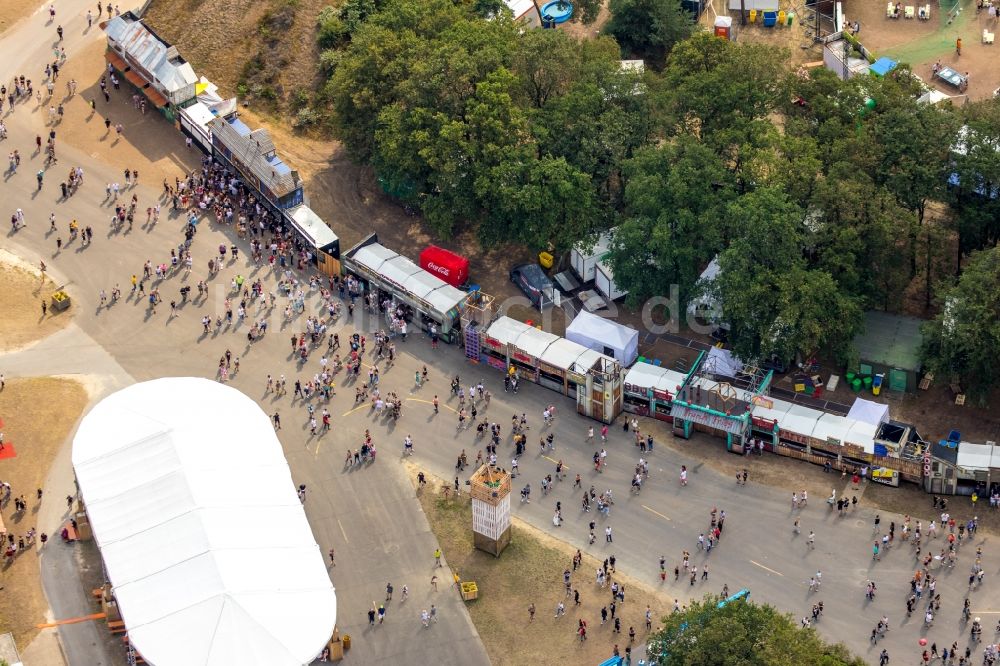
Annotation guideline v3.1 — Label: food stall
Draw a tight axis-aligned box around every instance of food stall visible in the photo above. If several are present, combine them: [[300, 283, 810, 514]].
[[285, 204, 340, 276], [622, 362, 687, 421], [343, 233, 467, 343], [510, 325, 559, 385], [480, 316, 624, 423]]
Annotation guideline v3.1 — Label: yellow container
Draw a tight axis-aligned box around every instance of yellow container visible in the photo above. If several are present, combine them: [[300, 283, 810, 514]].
[[538, 252, 554, 269], [749, 9, 757, 22], [461, 581, 479, 600], [342, 634, 351, 650], [778, 10, 786, 25]]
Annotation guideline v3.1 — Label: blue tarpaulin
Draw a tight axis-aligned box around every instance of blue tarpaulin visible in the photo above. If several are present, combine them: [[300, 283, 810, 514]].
[[869, 57, 898, 77]]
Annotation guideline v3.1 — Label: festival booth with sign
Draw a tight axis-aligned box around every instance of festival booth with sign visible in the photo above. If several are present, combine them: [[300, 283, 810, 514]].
[[622, 362, 687, 421], [284, 204, 340, 276], [479, 316, 623, 423], [343, 234, 467, 343], [749, 394, 883, 471], [670, 351, 773, 452]]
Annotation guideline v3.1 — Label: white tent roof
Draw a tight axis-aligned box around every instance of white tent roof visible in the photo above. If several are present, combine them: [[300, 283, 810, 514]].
[[505, 0, 537, 18], [564, 310, 639, 366], [845, 420, 879, 453], [486, 317, 532, 347], [703, 346, 743, 378], [780, 404, 822, 439], [812, 413, 852, 443], [573, 348, 610, 374], [918, 89, 952, 105], [687, 256, 722, 315], [286, 204, 338, 251], [540, 338, 588, 371], [846, 397, 890, 426], [752, 396, 793, 424], [957, 442, 1000, 471], [350, 241, 465, 317], [72, 378, 336, 666], [105, 15, 197, 95], [513, 325, 560, 359], [623, 362, 686, 395]]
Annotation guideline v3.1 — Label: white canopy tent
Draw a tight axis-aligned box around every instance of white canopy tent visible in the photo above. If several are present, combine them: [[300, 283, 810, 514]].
[[846, 397, 890, 426], [564, 310, 639, 366], [72, 378, 336, 666]]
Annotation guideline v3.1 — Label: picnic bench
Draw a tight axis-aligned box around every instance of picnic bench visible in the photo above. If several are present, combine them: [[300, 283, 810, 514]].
[[918, 372, 934, 390], [107, 620, 126, 635]]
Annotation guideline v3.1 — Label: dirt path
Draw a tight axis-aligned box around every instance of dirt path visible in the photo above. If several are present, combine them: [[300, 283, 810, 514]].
[[0, 377, 89, 647], [53, 39, 202, 187]]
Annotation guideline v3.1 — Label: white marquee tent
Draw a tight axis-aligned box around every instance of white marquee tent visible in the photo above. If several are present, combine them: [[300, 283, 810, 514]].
[[565, 310, 639, 366], [72, 378, 336, 666]]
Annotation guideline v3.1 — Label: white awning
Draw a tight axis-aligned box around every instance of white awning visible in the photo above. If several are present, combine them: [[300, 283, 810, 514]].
[[812, 413, 852, 443], [286, 205, 338, 251], [780, 404, 822, 439], [72, 379, 336, 666], [512, 326, 560, 359], [486, 317, 532, 346], [624, 362, 686, 395], [957, 442, 1000, 471], [540, 338, 588, 371]]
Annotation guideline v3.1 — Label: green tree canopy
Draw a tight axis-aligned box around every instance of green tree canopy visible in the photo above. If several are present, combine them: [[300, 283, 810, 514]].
[[606, 0, 696, 69], [922, 245, 1000, 403], [606, 137, 733, 307], [710, 188, 862, 363], [649, 597, 865, 666]]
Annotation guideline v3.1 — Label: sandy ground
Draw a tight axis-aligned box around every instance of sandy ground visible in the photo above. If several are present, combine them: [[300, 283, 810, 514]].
[[843, 0, 1000, 100], [51, 39, 202, 187], [0, 0, 43, 37], [411, 468, 671, 665], [0, 249, 72, 353], [0, 377, 89, 647]]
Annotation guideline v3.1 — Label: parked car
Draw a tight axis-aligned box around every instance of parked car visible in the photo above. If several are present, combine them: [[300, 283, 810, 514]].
[[509, 263, 554, 309]]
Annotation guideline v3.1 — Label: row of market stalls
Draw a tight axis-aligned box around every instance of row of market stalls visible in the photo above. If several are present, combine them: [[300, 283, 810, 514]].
[[71, 379, 338, 666], [621, 352, 925, 483], [103, 12, 343, 278]]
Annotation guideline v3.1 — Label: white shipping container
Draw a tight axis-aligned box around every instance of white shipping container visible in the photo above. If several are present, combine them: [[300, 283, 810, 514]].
[[570, 232, 613, 283], [594, 259, 627, 301]]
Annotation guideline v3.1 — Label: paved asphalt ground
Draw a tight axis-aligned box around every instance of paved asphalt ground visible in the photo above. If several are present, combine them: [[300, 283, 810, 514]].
[[1, 3, 999, 666]]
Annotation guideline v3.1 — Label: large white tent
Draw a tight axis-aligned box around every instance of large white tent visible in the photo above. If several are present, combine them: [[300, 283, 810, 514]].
[[565, 310, 639, 366], [72, 378, 336, 666]]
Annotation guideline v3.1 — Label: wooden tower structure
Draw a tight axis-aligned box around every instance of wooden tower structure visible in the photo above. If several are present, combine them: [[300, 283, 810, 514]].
[[469, 463, 511, 556]]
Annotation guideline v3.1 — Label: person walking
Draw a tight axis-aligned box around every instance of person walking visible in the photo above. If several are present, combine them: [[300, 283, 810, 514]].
[[605, 526, 613, 543]]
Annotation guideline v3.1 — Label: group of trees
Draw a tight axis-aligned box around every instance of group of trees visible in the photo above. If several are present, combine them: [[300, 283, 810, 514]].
[[650, 597, 865, 665], [317, 0, 1000, 399]]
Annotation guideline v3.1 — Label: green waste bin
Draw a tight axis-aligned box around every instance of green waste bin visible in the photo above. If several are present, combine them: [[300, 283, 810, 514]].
[[846, 372, 856, 384], [863, 376, 873, 390], [851, 378, 863, 392], [787, 11, 794, 25]]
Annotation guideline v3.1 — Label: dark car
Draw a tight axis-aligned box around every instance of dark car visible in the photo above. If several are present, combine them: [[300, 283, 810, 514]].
[[509, 263, 554, 309]]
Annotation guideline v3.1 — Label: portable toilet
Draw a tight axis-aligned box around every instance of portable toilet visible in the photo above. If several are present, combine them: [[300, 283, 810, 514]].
[[714, 16, 733, 39]]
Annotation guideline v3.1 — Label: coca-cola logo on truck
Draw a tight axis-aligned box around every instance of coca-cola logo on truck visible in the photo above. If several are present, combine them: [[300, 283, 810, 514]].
[[427, 261, 450, 277]]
